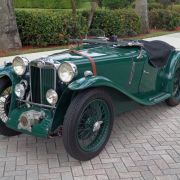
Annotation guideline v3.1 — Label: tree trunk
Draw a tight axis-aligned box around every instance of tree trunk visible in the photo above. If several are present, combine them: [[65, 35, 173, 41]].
[[71, 0, 77, 17], [0, 0, 22, 50], [88, 0, 98, 29], [135, 0, 149, 34]]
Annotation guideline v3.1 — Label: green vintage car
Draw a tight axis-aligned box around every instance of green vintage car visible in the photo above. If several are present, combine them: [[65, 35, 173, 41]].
[[0, 36, 180, 161]]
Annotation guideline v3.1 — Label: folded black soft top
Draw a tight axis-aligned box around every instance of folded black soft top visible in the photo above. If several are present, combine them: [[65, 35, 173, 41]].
[[139, 40, 175, 68]]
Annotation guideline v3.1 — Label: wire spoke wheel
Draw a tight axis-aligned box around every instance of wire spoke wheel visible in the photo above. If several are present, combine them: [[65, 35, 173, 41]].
[[63, 89, 114, 161], [0, 87, 11, 123], [77, 99, 110, 152], [0, 77, 21, 136]]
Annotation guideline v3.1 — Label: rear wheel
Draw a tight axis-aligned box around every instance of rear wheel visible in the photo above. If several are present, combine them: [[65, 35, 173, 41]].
[[63, 89, 114, 161], [166, 68, 180, 106], [0, 77, 21, 136]]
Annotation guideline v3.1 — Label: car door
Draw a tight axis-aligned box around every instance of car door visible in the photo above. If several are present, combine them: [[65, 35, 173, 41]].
[[139, 56, 160, 96]]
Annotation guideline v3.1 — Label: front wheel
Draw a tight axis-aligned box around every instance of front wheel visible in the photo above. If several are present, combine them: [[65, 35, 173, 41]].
[[63, 89, 114, 161], [0, 77, 21, 136], [166, 68, 180, 106]]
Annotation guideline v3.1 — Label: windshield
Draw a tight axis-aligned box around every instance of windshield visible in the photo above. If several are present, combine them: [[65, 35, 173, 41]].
[[69, 29, 143, 49]]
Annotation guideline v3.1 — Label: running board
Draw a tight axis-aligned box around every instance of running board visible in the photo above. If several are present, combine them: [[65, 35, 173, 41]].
[[140, 92, 171, 105], [149, 92, 171, 104]]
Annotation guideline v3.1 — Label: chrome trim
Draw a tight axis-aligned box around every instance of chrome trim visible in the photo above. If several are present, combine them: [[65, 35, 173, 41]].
[[26, 92, 31, 108], [18, 99, 56, 109], [20, 80, 28, 90], [143, 70, 150, 74], [29, 64, 32, 101], [40, 66, 42, 104], [137, 47, 143, 59], [29, 59, 57, 106], [129, 61, 136, 85]]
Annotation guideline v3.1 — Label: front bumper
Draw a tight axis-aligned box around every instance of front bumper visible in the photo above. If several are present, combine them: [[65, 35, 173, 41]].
[[6, 105, 53, 137]]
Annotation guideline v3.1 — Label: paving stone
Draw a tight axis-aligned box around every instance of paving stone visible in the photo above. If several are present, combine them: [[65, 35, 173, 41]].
[[141, 171, 155, 180], [48, 158, 59, 168], [61, 172, 73, 180], [118, 172, 141, 179], [96, 174, 109, 180], [148, 165, 163, 176], [105, 168, 119, 179], [122, 157, 135, 167], [15, 176, 26, 180], [74, 175, 97, 180], [71, 166, 84, 176], [38, 173, 61, 179], [156, 175, 178, 180]]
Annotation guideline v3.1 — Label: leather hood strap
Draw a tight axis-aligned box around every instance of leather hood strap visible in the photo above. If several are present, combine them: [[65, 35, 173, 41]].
[[71, 50, 97, 76]]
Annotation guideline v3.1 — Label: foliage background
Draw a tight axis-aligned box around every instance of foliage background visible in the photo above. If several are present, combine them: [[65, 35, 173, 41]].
[[15, 9, 140, 46], [14, 0, 180, 47]]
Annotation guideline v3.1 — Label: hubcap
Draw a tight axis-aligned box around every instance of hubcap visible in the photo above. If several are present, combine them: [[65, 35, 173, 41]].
[[93, 121, 103, 132], [0, 87, 11, 123], [77, 99, 110, 152]]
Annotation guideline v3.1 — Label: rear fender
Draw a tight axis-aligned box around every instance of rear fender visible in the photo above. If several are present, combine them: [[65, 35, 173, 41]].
[[165, 51, 180, 94]]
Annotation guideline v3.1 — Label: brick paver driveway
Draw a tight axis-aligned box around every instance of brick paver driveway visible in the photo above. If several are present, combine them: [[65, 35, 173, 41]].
[[1, 103, 180, 180]]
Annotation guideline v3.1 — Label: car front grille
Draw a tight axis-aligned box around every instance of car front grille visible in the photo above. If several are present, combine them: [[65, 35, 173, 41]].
[[29, 61, 56, 105]]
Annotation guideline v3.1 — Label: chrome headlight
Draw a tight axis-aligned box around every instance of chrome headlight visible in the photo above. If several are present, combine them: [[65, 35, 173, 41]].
[[13, 56, 28, 76], [15, 83, 25, 99], [46, 89, 58, 105], [58, 62, 78, 83]]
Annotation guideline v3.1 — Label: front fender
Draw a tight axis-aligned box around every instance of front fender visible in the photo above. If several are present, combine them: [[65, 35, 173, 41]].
[[0, 65, 20, 85], [68, 76, 114, 90], [68, 76, 152, 105], [0, 65, 20, 113]]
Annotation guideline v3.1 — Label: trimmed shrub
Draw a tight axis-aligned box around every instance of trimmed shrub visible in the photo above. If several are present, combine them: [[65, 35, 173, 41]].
[[15, 9, 141, 46], [83, 9, 141, 37], [15, 10, 88, 46], [149, 9, 179, 30]]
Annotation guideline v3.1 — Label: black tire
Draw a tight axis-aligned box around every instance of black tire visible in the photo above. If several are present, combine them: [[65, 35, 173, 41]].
[[166, 97, 180, 107], [166, 68, 180, 107], [0, 77, 21, 136], [63, 89, 114, 161]]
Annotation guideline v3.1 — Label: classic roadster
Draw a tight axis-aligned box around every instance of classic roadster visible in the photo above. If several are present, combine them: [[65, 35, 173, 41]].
[[0, 35, 180, 161]]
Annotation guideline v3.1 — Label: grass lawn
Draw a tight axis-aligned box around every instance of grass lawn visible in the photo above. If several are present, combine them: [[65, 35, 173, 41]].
[[0, 29, 179, 57]]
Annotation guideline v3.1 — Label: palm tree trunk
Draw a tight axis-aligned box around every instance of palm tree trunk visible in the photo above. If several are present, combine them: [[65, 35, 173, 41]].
[[88, 0, 98, 29], [0, 0, 22, 50], [71, 0, 77, 17], [135, 0, 149, 34]]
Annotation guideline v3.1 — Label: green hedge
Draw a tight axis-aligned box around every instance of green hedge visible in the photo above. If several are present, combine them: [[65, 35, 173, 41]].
[[15, 9, 141, 46], [149, 9, 180, 30], [16, 10, 87, 46], [86, 10, 141, 37]]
